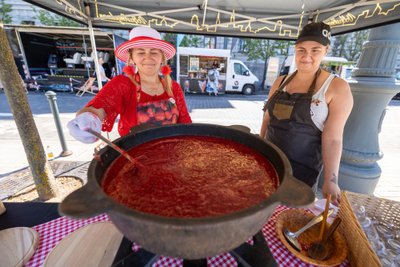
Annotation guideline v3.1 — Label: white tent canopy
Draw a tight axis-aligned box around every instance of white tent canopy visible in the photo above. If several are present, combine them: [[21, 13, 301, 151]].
[[23, 0, 400, 39]]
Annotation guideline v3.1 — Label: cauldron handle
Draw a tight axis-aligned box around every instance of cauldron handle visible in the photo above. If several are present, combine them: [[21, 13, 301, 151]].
[[226, 125, 251, 133], [59, 184, 110, 218], [273, 175, 315, 207]]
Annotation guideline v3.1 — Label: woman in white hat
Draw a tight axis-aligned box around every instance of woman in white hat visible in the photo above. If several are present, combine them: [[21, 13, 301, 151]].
[[260, 22, 353, 205], [67, 26, 192, 141]]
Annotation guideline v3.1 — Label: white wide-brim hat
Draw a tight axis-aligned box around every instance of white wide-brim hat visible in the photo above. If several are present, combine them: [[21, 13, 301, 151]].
[[115, 26, 176, 62]]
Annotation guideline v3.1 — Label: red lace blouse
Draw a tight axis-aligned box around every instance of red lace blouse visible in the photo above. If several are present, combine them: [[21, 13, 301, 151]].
[[86, 75, 192, 136]]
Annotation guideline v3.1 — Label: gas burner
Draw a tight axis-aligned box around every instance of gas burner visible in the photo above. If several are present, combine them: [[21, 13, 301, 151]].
[[112, 231, 277, 267]]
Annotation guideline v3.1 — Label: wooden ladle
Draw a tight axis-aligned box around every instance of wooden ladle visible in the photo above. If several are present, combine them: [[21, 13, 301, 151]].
[[308, 217, 342, 260], [85, 129, 144, 168], [318, 194, 331, 241]]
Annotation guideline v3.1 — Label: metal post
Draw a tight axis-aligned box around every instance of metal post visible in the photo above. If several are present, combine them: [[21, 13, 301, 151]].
[[45, 91, 73, 157], [69, 77, 73, 93], [336, 23, 400, 194]]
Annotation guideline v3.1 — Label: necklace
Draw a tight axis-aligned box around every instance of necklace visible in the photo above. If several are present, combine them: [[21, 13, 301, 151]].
[[140, 82, 165, 96]]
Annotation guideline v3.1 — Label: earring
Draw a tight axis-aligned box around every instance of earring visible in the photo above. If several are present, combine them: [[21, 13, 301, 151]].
[[161, 65, 172, 76]]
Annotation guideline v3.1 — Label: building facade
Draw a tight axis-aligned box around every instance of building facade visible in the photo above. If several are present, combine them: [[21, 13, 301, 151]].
[[4, 0, 41, 25]]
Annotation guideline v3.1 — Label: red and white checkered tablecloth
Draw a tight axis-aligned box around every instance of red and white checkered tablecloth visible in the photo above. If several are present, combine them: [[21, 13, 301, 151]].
[[24, 206, 349, 267]]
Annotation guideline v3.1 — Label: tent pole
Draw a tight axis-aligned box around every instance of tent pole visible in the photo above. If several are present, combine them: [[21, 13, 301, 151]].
[[82, 34, 91, 79], [85, 4, 103, 90], [15, 29, 31, 79]]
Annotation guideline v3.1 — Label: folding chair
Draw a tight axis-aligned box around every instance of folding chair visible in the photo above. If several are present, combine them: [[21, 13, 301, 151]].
[[64, 52, 82, 68], [75, 77, 97, 97]]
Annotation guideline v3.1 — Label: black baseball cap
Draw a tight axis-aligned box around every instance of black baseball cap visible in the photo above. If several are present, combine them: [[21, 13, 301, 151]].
[[296, 22, 331, 46]]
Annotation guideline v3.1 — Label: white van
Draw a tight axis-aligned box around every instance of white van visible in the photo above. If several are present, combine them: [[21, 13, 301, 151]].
[[177, 47, 259, 95], [226, 59, 259, 94]]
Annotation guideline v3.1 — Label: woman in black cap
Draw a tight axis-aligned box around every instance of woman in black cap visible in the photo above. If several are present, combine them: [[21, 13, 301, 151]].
[[260, 22, 353, 205]]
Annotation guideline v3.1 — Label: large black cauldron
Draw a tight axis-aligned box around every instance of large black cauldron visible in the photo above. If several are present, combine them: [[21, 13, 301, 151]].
[[60, 123, 314, 259]]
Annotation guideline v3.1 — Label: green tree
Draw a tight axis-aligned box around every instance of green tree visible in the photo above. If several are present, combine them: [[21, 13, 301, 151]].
[[331, 30, 369, 62], [179, 35, 202, 47], [0, 0, 12, 24], [243, 38, 292, 89], [331, 35, 348, 59], [162, 32, 177, 47], [162, 32, 178, 78], [345, 30, 369, 62], [35, 9, 81, 27]]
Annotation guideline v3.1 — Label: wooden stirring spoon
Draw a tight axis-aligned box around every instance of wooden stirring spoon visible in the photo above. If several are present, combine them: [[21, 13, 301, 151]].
[[318, 194, 331, 241], [308, 217, 342, 260], [86, 129, 144, 168]]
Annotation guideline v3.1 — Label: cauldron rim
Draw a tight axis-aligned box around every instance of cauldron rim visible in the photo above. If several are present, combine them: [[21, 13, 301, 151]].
[[80, 123, 307, 223], [59, 123, 315, 259]]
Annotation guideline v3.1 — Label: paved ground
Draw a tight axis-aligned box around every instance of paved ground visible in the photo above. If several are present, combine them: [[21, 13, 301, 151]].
[[1, 90, 399, 201]]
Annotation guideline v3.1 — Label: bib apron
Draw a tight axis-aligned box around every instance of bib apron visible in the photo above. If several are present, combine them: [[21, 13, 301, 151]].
[[266, 70, 323, 187]]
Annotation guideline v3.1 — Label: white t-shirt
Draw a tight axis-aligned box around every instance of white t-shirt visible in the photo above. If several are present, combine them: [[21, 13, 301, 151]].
[[208, 69, 219, 81], [99, 65, 108, 82]]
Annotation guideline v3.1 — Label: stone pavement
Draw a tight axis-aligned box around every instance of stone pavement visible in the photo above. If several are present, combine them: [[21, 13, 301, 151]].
[[0, 90, 399, 201]]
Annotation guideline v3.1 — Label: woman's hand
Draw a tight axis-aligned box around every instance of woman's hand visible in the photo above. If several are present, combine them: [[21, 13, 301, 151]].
[[322, 181, 341, 206], [67, 112, 102, 144]]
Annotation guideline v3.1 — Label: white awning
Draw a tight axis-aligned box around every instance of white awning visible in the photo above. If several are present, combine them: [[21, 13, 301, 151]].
[[23, 0, 400, 39]]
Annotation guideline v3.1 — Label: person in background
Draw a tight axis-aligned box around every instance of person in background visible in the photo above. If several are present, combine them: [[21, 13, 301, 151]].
[[183, 80, 190, 93], [207, 64, 219, 96], [97, 57, 110, 84], [67, 26, 192, 143], [260, 22, 353, 205], [198, 79, 207, 93]]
